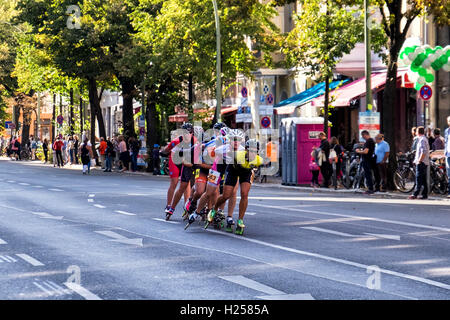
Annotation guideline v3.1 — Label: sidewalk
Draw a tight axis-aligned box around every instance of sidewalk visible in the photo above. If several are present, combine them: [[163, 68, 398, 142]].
[[2, 156, 448, 201]]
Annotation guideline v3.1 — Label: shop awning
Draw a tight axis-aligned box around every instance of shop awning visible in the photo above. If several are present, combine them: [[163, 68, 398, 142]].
[[311, 70, 408, 107], [168, 113, 188, 123], [221, 106, 238, 115], [274, 79, 350, 115]]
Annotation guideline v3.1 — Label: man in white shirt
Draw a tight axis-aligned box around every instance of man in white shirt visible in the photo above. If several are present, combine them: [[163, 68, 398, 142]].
[[409, 126, 430, 200], [444, 116, 450, 198]]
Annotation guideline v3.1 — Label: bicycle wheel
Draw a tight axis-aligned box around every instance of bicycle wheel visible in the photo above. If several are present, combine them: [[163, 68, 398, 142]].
[[431, 169, 448, 195], [394, 169, 415, 193]]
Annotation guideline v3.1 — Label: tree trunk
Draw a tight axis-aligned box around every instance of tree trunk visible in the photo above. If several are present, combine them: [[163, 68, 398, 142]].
[[52, 94, 56, 141], [120, 77, 135, 139], [188, 73, 193, 122], [70, 88, 74, 135], [88, 77, 106, 140], [323, 75, 330, 135], [21, 107, 31, 147], [80, 96, 83, 136], [146, 89, 160, 172]]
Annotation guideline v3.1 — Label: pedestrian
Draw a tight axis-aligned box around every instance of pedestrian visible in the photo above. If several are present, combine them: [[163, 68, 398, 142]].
[[42, 138, 49, 163], [118, 135, 129, 172], [53, 137, 64, 167], [104, 137, 114, 172], [30, 136, 37, 160], [152, 144, 161, 175], [318, 132, 331, 188], [99, 137, 107, 170], [129, 136, 140, 172], [432, 128, 445, 151], [67, 136, 75, 164], [374, 134, 390, 192], [426, 127, 435, 149], [62, 136, 68, 165], [310, 146, 320, 188], [329, 136, 342, 190], [52, 140, 57, 167], [409, 126, 430, 200], [411, 127, 418, 152], [356, 130, 376, 195], [73, 135, 79, 164], [79, 137, 94, 175], [444, 116, 450, 198]]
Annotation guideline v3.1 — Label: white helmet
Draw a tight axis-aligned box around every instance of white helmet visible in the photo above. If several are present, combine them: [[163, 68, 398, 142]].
[[193, 126, 204, 137], [227, 129, 245, 140]]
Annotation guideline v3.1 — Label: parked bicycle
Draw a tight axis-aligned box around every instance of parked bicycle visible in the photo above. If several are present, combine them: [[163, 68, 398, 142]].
[[430, 152, 448, 195], [393, 151, 416, 193]]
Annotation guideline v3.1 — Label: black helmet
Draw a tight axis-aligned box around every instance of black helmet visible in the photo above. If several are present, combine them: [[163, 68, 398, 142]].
[[213, 122, 227, 130], [245, 139, 260, 151], [181, 122, 194, 133]]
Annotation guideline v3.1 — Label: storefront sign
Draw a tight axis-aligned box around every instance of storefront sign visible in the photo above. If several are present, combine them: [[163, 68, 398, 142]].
[[359, 112, 380, 141]]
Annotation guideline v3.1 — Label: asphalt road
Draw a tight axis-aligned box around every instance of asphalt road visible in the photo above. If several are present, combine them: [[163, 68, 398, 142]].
[[0, 158, 449, 300]]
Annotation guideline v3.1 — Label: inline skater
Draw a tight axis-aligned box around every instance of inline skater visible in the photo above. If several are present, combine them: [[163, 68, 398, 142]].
[[188, 128, 244, 230], [166, 125, 202, 220], [206, 138, 264, 235], [162, 123, 194, 220]]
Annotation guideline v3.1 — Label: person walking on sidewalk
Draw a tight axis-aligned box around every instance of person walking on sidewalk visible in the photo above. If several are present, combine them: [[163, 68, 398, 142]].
[[80, 137, 94, 175], [42, 139, 49, 163], [318, 132, 331, 188], [152, 144, 161, 175], [374, 134, 390, 192], [129, 136, 141, 172], [99, 137, 107, 170], [53, 137, 64, 167], [444, 116, 450, 198], [356, 130, 376, 195], [432, 128, 445, 151], [409, 126, 430, 200], [104, 137, 114, 172], [118, 136, 129, 172]]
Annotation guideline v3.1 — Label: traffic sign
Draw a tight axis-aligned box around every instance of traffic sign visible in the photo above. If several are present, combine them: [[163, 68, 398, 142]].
[[419, 85, 432, 100], [263, 85, 270, 95], [266, 93, 274, 105], [57, 115, 64, 125], [260, 116, 271, 129], [5, 121, 14, 129], [241, 87, 248, 98]]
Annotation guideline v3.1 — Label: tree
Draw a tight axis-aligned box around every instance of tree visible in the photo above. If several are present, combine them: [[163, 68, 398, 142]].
[[284, 0, 365, 134]]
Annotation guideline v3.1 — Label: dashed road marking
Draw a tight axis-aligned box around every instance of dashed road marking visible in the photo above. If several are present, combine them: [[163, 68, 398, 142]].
[[64, 282, 102, 300], [301, 226, 356, 237], [88, 199, 94, 203], [18, 182, 30, 186], [0, 255, 17, 263], [153, 218, 179, 224], [93, 204, 106, 209], [0, 238, 7, 245], [114, 210, 136, 216], [48, 188, 64, 192], [33, 281, 72, 296], [16, 254, 44, 266], [89, 194, 95, 198], [33, 185, 43, 188]]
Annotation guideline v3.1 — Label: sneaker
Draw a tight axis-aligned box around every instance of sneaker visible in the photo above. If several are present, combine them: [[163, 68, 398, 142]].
[[363, 190, 374, 195], [408, 195, 418, 200]]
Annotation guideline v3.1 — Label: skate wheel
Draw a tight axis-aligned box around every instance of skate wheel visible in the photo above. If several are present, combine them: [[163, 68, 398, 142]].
[[204, 222, 210, 230], [165, 213, 171, 221]]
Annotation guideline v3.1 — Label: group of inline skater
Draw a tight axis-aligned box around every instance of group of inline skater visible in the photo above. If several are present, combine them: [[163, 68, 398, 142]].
[[160, 122, 265, 235]]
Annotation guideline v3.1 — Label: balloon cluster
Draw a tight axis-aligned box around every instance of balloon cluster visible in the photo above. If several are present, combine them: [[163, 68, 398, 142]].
[[400, 45, 450, 90]]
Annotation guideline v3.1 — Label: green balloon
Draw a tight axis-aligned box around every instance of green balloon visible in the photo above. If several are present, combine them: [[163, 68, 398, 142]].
[[414, 82, 422, 91], [439, 55, 448, 64], [425, 48, 433, 55], [411, 64, 420, 71], [431, 61, 440, 70], [418, 68, 427, 76], [435, 46, 442, 50], [425, 74, 434, 82], [415, 54, 426, 65]]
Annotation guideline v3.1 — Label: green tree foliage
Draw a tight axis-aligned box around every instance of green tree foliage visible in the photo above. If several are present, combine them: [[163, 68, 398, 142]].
[[284, 0, 365, 133]]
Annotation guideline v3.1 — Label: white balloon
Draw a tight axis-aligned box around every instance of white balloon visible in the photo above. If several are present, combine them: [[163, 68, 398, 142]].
[[418, 76, 426, 84], [408, 52, 417, 61], [408, 70, 419, 82], [422, 59, 431, 68], [428, 54, 437, 62], [435, 49, 444, 56], [416, 47, 425, 54], [443, 64, 450, 72], [402, 57, 410, 65]]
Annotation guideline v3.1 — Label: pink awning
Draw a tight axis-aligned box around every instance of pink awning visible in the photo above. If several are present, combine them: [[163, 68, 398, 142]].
[[311, 71, 407, 107], [274, 105, 296, 115], [221, 106, 238, 115]]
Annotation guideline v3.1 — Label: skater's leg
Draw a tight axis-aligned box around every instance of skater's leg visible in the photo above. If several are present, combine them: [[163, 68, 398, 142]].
[[238, 182, 251, 220], [214, 185, 234, 211], [227, 182, 239, 218], [166, 177, 179, 207], [171, 181, 189, 210]]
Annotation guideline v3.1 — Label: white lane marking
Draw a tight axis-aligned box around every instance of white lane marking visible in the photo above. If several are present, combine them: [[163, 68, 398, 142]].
[[18, 183, 30, 186], [89, 194, 95, 198], [114, 210, 136, 216], [95, 230, 143, 246], [250, 203, 450, 234], [301, 226, 356, 237], [206, 229, 450, 291], [93, 204, 106, 209], [7, 180, 15, 183], [364, 233, 401, 241], [0, 255, 17, 263], [33, 282, 54, 296], [246, 212, 257, 216], [220, 275, 284, 295], [0, 238, 7, 245], [257, 293, 315, 300], [153, 218, 179, 224], [48, 188, 64, 192], [31, 212, 64, 220], [248, 196, 449, 206], [88, 199, 94, 203], [33, 185, 43, 188], [16, 254, 45, 266], [64, 282, 102, 300], [43, 281, 71, 295]]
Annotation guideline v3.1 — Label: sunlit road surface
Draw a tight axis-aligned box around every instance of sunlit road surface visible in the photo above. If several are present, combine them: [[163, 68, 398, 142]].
[[0, 158, 449, 300]]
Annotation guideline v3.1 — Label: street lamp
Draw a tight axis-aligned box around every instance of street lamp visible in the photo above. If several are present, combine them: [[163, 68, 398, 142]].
[[212, 0, 222, 122], [364, 0, 373, 111]]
